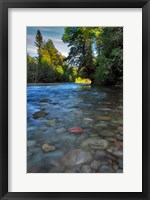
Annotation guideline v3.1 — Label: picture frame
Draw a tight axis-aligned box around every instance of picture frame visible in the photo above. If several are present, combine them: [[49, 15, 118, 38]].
[[0, 0, 150, 199]]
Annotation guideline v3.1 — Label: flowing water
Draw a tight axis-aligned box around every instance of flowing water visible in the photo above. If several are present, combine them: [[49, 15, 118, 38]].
[[27, 83, 123, 173]]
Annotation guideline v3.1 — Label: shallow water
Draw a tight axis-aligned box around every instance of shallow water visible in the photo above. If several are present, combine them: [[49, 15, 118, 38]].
[[27, 83, 123, 173]]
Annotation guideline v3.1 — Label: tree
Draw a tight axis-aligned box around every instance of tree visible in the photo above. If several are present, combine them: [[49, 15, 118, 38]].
[[27, 54, 38, 83], [62, 27, 96, 82], [34, 30, 43, 64], [95, 27, 123, 86]]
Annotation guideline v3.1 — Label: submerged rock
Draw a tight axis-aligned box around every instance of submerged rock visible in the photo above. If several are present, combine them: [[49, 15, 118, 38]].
[[56, 127, 66, 134], [95, 150, 107, 160], [41, 143, 56, 152], [115, 134, 123, 141], [90, 160, 101, 170], [116, 169, 123, 173], [64, 167, 81, 173], [81, 165, 91, 173], [27, 140, 36, 147], [45, 121, 56, 126], [63, 149, 92, 168], [39, 98, 52, 103], [117, 126, 123, 133], [117, 118, 123, 125], [99, 130, 115, 137], [95, 122, 108, 128], [114, 141, 123, 148], [45, 118, 58, 126], [81, 138, 109, 150], [83, 118, 94, 123], [112, 149, 123, 158], [33, 111, 48, 119], [68, 127, 83, 134], [98, 116, 111, 121], [117, 159, 123, 169], [99, 165, 114, 173]]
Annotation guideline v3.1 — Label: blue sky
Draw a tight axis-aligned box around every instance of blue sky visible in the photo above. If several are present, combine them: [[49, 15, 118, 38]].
[[27, 27, 69, 57]]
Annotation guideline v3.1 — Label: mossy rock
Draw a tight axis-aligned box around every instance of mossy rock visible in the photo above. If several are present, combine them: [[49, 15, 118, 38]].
[[39, 99, 52, 103], [33, 111, 48, 119]]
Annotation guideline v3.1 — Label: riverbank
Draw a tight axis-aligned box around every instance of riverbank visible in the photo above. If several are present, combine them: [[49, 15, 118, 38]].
[[27, 82, 91, 86]]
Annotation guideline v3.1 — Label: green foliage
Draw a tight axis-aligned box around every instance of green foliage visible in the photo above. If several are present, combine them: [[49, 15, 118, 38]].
[[34, 30, 43, 64], [75, 77, 91, 84], [27, 54, 38, 83], [62, 27, 123, 86], [94, 27, 123, 86], [62, 27, 97, 80], [27, 30, 77, 83], [27, 27, 123, 86]]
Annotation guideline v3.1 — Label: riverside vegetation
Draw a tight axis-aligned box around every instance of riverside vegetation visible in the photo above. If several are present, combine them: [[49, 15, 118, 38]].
[[28, 27, 123, 86], [27, 27, 123, 173]]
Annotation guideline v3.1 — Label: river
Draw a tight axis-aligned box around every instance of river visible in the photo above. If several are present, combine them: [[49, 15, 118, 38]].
[[27, 83, 123, 173]]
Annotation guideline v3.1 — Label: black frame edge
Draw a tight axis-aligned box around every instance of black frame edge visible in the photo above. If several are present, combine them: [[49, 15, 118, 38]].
[[1, 0, 8, 200], [0, 0, 150, 200]]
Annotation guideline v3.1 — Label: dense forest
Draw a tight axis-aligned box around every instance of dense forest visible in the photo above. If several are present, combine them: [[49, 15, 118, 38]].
[[27, 27, 123, 86]]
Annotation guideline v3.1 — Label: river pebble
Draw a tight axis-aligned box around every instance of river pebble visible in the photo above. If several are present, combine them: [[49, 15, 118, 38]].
[[99, 165, 114, 173], [56, 127, 66, 134], [39, 98, 52, 103], [81, 165, 92, 173], [41, 143, 56, 152], [99, 130, 115, 137], [27, 140, 36, 147], [81, 138, 109, 150], [95, 150, 107, 160], [117, 159, 123, 169], [63, 149, 92, 168], [33, 111, 48, 119], [90, 160, 101, 170], [115, 134, 123, 141], [112, 149, 123, 158]]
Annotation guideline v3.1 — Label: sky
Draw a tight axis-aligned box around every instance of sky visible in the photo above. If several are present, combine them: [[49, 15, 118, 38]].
[[27, 27, 69, 57]]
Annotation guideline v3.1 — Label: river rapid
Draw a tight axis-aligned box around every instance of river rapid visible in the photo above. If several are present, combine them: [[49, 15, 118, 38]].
[[27, 83, 123, 173]]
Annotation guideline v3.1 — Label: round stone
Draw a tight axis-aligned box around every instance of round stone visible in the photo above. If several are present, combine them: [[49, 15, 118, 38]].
[[112, 149, 123, 158], [95, 122, 108, 128], [99, 165, 114, 173], [117, 159, 123, 169], [27, 140, 36, 147], [106, 153, 117, 161], [81, 165, 92, 173], [33, 111, 48, 119], [117, 126, 123, 132], [56, 128, 66, 134], [106, 137, 117, 142], [41, 143, 56, 152], [115, 134, 123, 141], [62, 149, 92, 168], [95, 150, 107, 160], [81, 138, 109, 150], [39, 99, 52, 103], [68, 127, 83, 134], [99, 130, 115, 137], [99, 116, 111, 121], [83, 118, 94, 123], [45, 121, 56, 126], [64, 167, 81, 173], [90, 160, 101, 170], [116, 169, 123, 173], [114, 141, 123, 148], [113, 164, 119, 171], [45, 118, 58, 126]]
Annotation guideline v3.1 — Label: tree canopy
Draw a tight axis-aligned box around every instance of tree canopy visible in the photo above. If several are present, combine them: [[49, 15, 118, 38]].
[[27, 27, 123, 86]]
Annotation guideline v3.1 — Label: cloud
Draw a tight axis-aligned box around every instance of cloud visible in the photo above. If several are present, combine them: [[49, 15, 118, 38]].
[[27, 27, 69, 57]]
